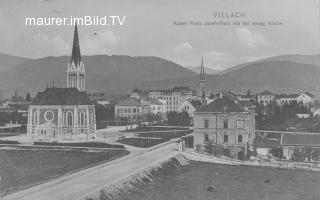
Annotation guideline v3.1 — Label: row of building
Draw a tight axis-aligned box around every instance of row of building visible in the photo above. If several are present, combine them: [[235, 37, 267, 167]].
[[238, 89, 315, 106]]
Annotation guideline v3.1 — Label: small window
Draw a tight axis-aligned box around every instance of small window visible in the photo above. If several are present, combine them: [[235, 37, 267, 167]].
[[223, 119, 228, 129], [238, 135, 243, 143], [204, 134, 209, 142], [204, 119, 209, 128], [224, 135, 228, 143]]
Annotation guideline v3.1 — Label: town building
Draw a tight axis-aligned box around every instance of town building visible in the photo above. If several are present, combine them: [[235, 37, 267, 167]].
[[274, 93, 299, 106], [281, 133, 320, 162], [178, 99, 203, 118], [115, 97, 166, 122], [296, 92, 315, 107], [257, 90, 275, 105], [27, 25, 96, 141], [130, 86, 196, 112], [193, 93, 256, 159]]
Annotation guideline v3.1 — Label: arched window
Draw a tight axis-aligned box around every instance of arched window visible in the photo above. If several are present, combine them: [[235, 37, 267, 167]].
[[80, 112, 86, 126], [67, 112, 73, 126], [33, 110, 38, 125]]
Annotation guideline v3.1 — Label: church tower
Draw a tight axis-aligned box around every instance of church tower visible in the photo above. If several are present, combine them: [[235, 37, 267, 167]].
[[199, 56, 206, 97], [67, 24, 85, 91]]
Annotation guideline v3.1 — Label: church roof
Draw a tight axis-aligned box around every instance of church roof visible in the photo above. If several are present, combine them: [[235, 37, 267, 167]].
[[70, 24, 81, 65], [31, 88, 94, 105]]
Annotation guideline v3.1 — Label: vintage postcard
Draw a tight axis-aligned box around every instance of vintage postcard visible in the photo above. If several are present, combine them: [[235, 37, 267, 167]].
[[0, 0, 319, 199]]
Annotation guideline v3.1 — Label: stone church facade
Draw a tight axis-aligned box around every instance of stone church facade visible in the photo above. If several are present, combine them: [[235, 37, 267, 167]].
[[27, 25, 96, 141]]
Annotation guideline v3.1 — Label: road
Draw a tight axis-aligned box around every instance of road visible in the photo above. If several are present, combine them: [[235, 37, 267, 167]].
[[4, 141, 178, 200]]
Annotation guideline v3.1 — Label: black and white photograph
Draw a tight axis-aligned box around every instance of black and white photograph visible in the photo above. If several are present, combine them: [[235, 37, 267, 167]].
[[0, 0, 320, 199]]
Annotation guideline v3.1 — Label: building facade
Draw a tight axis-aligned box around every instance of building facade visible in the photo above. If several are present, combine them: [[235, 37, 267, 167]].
[[257, 90, 275, 105], [27, 25, 96, 141], [193, 93, 255, 159]]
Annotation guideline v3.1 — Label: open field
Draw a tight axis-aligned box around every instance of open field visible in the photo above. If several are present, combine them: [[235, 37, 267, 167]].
[[118, 161, 320, 200], [0, 147, 129, 193]]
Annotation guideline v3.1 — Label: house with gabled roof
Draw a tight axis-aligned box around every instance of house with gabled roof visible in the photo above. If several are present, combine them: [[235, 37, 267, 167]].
[[296, 92, 315, 107], [193, 93, 255, 159]]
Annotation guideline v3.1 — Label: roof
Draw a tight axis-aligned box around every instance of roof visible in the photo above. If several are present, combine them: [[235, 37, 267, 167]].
[[254, 136, 281, 148], [260, 90, 273, 96], [281, 133, 320, 146], [116, 98, 141, 106], [275, 93, 299, 99], [302, 92, 315, 98], [31, 88, 94, 105], [70, 24, 81, 65], [195, 94, 248, 113], [149, 98, 163, 105]]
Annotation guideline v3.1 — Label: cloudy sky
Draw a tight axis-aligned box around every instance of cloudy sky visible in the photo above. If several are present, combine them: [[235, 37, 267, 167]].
[[0, 0, 319, 70]]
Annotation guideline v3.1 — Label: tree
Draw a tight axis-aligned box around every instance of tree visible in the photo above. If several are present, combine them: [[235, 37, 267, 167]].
[[25, 93, 32, 102], [190, 99, 203, 109], [167, 111, 191, 126]]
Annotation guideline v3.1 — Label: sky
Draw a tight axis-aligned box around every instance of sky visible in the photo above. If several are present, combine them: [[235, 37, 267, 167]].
[[0, 0, 319, 70]]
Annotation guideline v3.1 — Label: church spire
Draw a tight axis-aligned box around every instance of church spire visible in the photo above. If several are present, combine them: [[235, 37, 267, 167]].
[[199, 56, 205, 81], [199, 56, 206, 98], [70, 24, 81, 66]]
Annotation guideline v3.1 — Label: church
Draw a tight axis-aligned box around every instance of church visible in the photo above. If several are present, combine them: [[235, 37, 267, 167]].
[[27, 25, 96, 141]]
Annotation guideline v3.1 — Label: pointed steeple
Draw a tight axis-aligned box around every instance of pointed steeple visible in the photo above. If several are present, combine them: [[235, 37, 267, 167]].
[[199, 56, 205, 81], [199, 56, 206, 97], [70, 24, 81, 66]]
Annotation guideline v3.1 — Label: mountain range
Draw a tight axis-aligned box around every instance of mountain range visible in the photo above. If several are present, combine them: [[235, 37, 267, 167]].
[[186, 66, 220, 75], [0, 53, 319, 98]]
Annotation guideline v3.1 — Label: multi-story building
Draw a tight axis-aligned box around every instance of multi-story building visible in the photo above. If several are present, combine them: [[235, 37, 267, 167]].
[[27, 25, 96, 141], [257, 90, 275, 105], [193, 93, 255, 159], [115, 98, 166, 122], [130, 86, 196, 112], [274, 93, 298, 105]]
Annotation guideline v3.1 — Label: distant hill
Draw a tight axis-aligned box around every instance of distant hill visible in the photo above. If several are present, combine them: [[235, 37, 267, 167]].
[[0, 54, 196, 97], [186, 66, 220, 75], [140, 60, 320, 97], [1, 53, 320, 99], [220, 54, 320, 74], [0, 53, 29, 71]]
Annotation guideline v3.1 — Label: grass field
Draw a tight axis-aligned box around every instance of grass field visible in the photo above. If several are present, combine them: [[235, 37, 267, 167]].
[[0, 147, 129, 193], [118, 161, 320, 200]]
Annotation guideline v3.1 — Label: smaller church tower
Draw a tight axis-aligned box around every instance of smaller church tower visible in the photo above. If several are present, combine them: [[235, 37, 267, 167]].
[[67, 24, 86, 91], [199, 56, 206, 98]]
